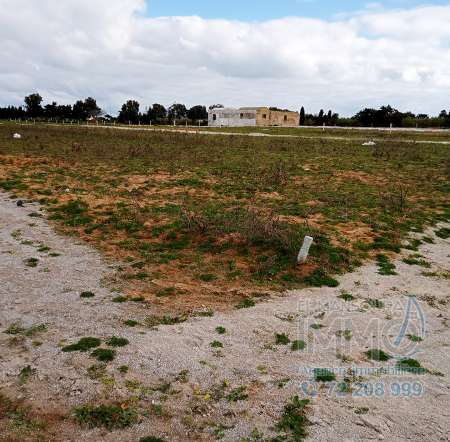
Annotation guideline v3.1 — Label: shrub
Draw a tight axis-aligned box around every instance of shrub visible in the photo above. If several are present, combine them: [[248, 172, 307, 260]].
[[73, 404, 137, 429]]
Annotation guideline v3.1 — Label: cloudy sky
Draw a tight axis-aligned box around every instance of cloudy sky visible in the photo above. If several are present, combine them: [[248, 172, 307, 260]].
[[1, 0, 449, 116]]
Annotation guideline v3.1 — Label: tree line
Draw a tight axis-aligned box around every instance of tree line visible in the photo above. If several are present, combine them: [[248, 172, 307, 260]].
[[1, 94, 449, 128]]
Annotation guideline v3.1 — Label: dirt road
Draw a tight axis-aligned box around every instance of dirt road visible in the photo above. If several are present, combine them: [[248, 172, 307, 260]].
[[0, 193, 449, 441]]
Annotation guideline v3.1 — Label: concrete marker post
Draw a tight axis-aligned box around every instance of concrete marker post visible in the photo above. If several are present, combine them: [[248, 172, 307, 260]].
[[297, 236, 314, 264]]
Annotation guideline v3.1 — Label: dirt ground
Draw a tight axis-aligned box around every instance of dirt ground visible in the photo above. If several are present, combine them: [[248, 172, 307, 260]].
[[0, 192, 449, 441]]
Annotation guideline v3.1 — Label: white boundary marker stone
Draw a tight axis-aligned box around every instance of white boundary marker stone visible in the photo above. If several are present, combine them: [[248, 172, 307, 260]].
[[297, 236, 314, 264]]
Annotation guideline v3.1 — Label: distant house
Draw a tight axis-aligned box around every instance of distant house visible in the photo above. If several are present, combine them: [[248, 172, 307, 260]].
[[208, 107, 299, 127]]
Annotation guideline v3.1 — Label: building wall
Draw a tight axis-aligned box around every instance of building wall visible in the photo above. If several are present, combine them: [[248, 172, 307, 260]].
[[208, 108, 257, 127], [256, 108, 300, 127], [208, 107, 299, 127]]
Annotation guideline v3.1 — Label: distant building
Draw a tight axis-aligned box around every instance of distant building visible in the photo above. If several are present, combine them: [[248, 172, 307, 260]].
[[208, 107, 299, 127]]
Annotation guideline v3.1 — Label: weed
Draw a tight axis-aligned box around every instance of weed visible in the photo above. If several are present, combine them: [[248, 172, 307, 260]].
[[37, 245, 50, 252], [24, 257, 39, 267], [335, 330, 352, 341], [303, 269, 339, 287], [310, 324, 323, 330], [226, 386, 248, 402], [396, 359, 428, 374], [91, 348, 116, 362], [176, 369, 189, 383], [198, 273, 218, 282], [210, 340, 223, 348], [313, 368, 336, 382], [376, 254, 397, 276], [73, 404, 137, 429], [124, 320, 139, 327], [118, 365, 129, 374], [62, 337, 101, 352], [275, 333, 290, 345], [365, 349, 392, 361], [80, 291, 95, 298], [156, 287, 176, 297], [106, 336, 129, 347], [4, 323, 26, 335], [367, 299, 384, 308], [144, 314, 187, 328], [236, 298, 256, 309], [112, 295, 128, 303], [407, 334, 423, 342], [338, 292, 354, 302], [87, 364, 107, 380], [291, 340, 306, 351], [354, 407, 369, 415], [215, 326, 226, 335], [435, 227, 450, 239], [275, 396, 310, 441], [18, 365, 36, 385], [140, 437, 165, 442], [402, 257, 431, 268]]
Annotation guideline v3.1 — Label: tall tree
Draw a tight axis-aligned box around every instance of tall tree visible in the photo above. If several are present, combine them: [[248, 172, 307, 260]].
[[24, 93, 43, 118], [299, 106, 305, 125], [187, 105, 207, 122], [118, 100, 140, 124], [168, 103, 188, 122], [84, 97, 101, 118], [147, 103, 167, 123], [72, 98, 101, 120]]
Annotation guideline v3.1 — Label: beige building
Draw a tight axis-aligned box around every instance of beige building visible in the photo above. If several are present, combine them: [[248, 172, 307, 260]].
[[208, 107, 299, 127]]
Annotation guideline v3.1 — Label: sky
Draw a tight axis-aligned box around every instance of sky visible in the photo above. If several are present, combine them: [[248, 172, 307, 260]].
[[147, 0, 450, 21], [1, 0, 449, 116]]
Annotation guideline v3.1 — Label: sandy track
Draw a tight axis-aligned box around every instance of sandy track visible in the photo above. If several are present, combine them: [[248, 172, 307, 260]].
[[0, 193, 449, 441]]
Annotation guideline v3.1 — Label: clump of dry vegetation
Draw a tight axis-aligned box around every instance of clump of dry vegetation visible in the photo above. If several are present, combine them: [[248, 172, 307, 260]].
[[0, 124, 448, 313]]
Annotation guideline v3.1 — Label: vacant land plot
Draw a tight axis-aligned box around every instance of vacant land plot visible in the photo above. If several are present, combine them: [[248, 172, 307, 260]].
[[0, 123, 449, 314]]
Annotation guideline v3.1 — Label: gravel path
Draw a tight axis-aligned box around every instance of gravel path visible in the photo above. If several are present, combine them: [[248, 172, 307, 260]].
[[0, 193, 449, 441]]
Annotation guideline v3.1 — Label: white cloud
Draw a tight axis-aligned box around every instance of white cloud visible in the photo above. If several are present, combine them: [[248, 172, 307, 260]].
[[0, 0, 449, 115]]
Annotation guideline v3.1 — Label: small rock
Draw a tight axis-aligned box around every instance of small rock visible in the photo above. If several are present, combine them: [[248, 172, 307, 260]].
[[16, 200, 24, 207]]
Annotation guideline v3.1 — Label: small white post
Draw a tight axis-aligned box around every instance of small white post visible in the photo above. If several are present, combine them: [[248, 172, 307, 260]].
[[297, 236, 314, 264], [322, 123, 325, 131]]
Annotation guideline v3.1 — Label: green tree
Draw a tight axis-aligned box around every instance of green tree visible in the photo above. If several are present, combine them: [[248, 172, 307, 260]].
[[168, 103, 187, 122], [118, 100, 140, 124], [24, 93, 43, 118], [187, 105, 207, 122], [147, 103, 167, 123]]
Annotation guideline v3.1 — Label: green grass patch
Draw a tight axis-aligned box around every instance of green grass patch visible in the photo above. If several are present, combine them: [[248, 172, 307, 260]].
[[106, 336, 129, 347], [62, 337, 101, 352], [313, 368, 336, 382], [376, 254, 397, 275], [275, 333, 291, 345], [80, 291, 95, 298], [236, 298, 256, 309], [91, 348, 116, 362], [291, 340, 306, 351], [303, 269, 339, 287], [365, 349, 392, 361]]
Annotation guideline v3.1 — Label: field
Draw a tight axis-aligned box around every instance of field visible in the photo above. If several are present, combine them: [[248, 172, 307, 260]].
[[0, 122, 449, 441], [0, 123, 449, 314]]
